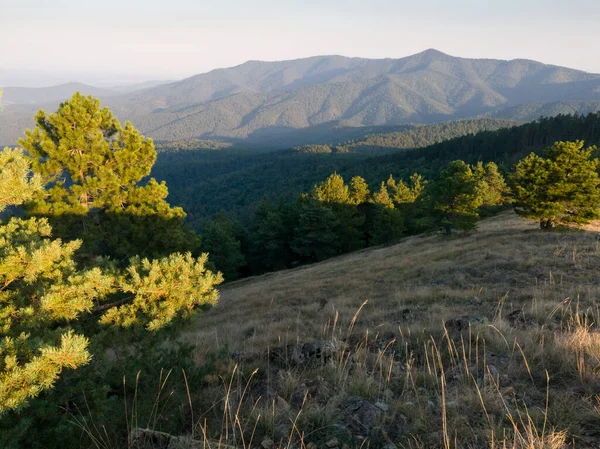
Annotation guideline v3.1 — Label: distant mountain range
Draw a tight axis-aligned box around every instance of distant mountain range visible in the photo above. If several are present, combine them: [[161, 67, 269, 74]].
[[1, 83, 119, 105], [2, 49, 600, 146]]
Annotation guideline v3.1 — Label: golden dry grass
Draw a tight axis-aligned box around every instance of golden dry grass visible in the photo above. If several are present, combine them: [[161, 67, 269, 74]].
[[178, 211, 600, 449], [187, 212, 599, 358]]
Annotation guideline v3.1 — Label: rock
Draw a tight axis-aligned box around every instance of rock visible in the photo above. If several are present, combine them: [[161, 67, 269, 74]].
[[343, 398, 387, 435], [444, 316, 487, 334], [488, 365, 499, 377], [374, 402, 389, 412], [276, 395, 290, 412], [506, 310, 538, 328], [427, 400, 435, 410], [325, 439, 339, 448], [290, 384, 308, 408], [470, 296, 482, 305], [261, 439, 275, 449], [446, 401, 458, 409]]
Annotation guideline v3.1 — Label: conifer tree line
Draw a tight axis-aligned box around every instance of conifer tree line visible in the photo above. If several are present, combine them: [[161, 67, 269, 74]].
[[153, 111, 600, 228], [200, 140, 600, 280]]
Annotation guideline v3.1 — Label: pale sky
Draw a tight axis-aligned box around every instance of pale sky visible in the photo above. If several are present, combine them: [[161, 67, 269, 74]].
[[2, 0, 600, 86]]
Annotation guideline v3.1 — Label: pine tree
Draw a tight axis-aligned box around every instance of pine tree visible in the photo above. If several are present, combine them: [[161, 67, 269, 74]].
[[312, 174, 365, 252], [429, 160, 483, 234], [0, 149, 222, 413], [387, 173, 425, 205], [200, 211, 246, 281], [367, 207, 404, 245], [247, 198, 296, 273], [19, 93, 197, 261], [511, 141, 600, 229], [371, 182, 394, 209], [473, 162, 510, 208], [292, 199, 341, 262], [312, 173, 349, 203], [349, 176, 370, 205]]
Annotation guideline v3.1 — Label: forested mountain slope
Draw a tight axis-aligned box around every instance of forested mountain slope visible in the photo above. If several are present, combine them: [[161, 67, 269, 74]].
[[153, 112, 600, 228]]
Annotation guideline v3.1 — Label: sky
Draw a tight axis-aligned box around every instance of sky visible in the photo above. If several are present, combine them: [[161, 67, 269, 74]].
[[2, 0, 600, 86]]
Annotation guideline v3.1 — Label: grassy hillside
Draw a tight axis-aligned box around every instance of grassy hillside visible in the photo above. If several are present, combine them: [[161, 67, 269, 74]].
[[173, 212, 600, 448]]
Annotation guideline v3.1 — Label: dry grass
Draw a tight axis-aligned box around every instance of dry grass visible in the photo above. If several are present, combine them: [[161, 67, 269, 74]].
[[187, 212, 599, 358], [172, 211, 600, 449]]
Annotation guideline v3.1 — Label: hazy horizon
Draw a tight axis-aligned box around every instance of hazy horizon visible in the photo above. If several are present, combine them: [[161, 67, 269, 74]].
[[2, 0, 600, 87]]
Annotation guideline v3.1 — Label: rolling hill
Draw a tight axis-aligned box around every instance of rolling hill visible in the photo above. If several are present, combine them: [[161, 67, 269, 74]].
[[2, 49, 600, 146], [178, 211, 600, 448]]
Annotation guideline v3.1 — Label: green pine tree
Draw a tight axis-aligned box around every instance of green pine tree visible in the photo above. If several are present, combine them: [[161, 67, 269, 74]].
[[473, 162, 510, 208], [312, 173, 350, 203], [311, 173, 365, 252], [429, 160, 483, 234], [349, 176, 370, 205], [0, 149, 222, 414], [292, 199, 341, 262], [19, 93, 197, 261], [367, 206, 404, 245], [200, 211, 246, 281], [387, 173, 426, 205], [371, 182, 395, 209], [511, 140, 600, 229], [248, 198, 296, 273]]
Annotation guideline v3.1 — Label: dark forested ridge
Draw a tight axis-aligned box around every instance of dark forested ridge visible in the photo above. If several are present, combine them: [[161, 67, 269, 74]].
[[333, 118, 518, 154], [152, 117, 515, 225], [153, 112, 600, 229], [2, 50, 600, 146]]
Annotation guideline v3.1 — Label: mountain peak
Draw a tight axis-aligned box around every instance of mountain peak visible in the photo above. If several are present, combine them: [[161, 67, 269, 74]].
[[419, 48, 448, 56]]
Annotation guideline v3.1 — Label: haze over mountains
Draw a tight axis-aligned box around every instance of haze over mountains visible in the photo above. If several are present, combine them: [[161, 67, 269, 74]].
[[2, 49, 600, 146]]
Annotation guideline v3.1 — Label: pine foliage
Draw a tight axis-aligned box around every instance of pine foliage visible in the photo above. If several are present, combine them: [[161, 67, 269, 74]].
[[19, 93, 196, 260], [429, 160, 484, 233], [511, 140, 600, 228], [0, 149, 222, 414]]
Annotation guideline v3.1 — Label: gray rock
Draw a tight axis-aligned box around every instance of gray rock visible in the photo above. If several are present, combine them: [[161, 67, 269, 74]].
[[261, 439, 275, 449], [375, 402, 390, 412], [506, 310, 538, 328]]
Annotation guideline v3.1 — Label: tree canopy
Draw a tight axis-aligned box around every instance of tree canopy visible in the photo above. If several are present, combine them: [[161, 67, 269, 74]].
[[0, 148, 222, 414], [511, 140, 600, 229], [19, 93, 197, 261]]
